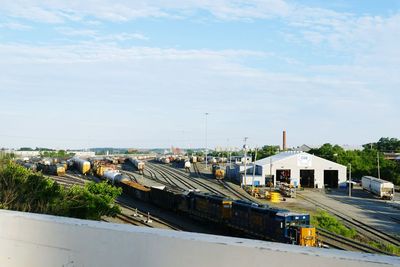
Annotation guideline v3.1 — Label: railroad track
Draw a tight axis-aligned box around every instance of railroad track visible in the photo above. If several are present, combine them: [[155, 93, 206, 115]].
[[154, 162, 228, 195], [49, 174, 85, 187], [298, 193, 400, 247], [192, 163, 261, 203], [119, 170, 139, 182], [114, 213, 153, 228], [217, 179, 261, 203], [317, 228, 394, 255], [116, 199, 181, 231], [146, 162, 198, 190]]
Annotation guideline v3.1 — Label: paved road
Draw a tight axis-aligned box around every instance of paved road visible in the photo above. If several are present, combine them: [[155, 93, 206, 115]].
[[299, 187, 400, 237]]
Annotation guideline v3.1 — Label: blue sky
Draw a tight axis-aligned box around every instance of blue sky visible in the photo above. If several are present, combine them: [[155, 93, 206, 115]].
[[0, 1, 399, 149]]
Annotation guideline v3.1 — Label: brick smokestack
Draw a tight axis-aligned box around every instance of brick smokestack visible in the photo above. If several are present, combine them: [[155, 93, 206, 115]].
[[283, 130, 287, 151]]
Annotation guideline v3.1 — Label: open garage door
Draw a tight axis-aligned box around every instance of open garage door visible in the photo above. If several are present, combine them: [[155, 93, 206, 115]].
[[300, 170, 314, 188], [276, 169, 291, 183], [324, 170, 338, 188]]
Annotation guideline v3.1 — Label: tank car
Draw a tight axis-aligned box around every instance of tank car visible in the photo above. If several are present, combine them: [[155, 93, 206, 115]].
[[161, 157, 170, 164], [184, 161, 191, 172], [37, 162, 66, 176], [103, 170, 123, 184], [22, 162, 37, 172], [72, 157, 91, 175]]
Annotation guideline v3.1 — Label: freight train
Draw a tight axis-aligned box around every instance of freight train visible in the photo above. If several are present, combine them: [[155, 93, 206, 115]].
[[113, 178, 316, 247], [16, 160, 66, 176], [36, 162, 66, 176]]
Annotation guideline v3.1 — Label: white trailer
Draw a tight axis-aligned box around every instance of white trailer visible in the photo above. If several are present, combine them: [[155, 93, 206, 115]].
[[362, 176, 395, 200]]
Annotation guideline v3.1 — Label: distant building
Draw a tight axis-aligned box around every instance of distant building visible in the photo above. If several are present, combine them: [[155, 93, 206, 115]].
[[293, 144, 313, 152], [226, 163, 264, 186], [255, 151, 347, 189], [70, 151, 96, 158], [384, 152, 400, 161]]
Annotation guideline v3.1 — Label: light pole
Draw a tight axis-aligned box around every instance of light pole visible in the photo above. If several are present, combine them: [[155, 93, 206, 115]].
[[252, 147, 258, 195], [205, 112, 209, 170], [377, 151, 381, 179], [242, 137, 248, 188], [348, 163, 352, 197]]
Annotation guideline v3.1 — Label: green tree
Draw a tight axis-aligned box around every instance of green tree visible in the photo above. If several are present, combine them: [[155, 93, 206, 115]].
[[253, 145, 280, 160], [0, 161, 121, 220], [309, 141, 400, 185]]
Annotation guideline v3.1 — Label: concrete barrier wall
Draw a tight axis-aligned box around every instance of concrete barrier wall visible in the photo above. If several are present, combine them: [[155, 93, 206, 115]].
[[0, 210, 399, 267]]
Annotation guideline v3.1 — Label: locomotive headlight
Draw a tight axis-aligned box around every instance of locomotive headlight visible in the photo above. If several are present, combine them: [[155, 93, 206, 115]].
[[295, 216, 299, 219]]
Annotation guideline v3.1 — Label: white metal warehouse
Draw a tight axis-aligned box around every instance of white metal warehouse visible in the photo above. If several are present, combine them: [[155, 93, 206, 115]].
[[255, 151, 347, 189]]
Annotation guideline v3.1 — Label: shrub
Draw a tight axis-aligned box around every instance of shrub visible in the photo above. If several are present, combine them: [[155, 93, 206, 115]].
[[0, 162, 121, 220], [313, 210, 357, 238]]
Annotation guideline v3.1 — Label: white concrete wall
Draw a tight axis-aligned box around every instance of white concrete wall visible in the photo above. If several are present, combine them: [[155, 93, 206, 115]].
[[1, 210, 399, 267], [260, 154, 347, 188]]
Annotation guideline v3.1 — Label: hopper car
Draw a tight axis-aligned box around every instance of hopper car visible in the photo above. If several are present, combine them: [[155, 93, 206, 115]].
[[110, 179, 316, 247], [72, 157, 91, 175], [362, 176, 395, 200], [120, 180, 150, 202]]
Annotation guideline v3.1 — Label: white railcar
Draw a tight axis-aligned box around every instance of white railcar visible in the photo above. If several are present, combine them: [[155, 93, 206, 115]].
[[362, 176, 394, 200], [103, 170, 123, 184], [184, 161, 191, 169]]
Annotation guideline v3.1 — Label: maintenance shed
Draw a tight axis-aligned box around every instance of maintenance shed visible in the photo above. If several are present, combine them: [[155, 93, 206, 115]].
[[255, 152, 347, 189]]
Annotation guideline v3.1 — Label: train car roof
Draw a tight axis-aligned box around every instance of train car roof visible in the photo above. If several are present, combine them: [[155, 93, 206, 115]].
[[276, 211, 309, 217]]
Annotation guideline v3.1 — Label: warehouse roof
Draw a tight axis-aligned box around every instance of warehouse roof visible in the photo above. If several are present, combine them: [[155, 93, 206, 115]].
[[255, 151, 346, 168], [255, 151, 303, 166]]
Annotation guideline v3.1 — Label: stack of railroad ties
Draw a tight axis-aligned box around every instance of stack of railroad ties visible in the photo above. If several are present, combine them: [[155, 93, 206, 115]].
[[113, 174, 317, 247]]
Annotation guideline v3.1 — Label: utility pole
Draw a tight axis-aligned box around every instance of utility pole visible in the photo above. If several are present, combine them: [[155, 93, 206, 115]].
[[242, 137, 248, 188], [348, 163, 352, 197], [252, 147, 258, 195], [205, 112, 209, 170], [377, 151, 381, 179]]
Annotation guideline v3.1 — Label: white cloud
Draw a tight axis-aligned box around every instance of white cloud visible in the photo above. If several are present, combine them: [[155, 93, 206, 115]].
[[0, 22, 32, 30], [0, 0, 291, 23], [56, 27, 149, 42]]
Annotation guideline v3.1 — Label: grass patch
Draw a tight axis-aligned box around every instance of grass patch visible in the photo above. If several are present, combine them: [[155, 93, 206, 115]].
[[312, 210, 357, 239], [369, 241, 400, 256]]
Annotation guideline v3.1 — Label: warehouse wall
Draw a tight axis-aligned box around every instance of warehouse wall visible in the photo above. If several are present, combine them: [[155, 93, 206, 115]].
[[259, 153, 347, 188], [1, 210, 398, 267]]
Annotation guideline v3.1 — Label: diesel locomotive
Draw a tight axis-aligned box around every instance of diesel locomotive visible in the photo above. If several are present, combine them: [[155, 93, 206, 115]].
[[117, 178, 317, 247]]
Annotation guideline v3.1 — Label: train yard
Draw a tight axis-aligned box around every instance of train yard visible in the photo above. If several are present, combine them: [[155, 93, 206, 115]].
[[14, 154, 400, 256]]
